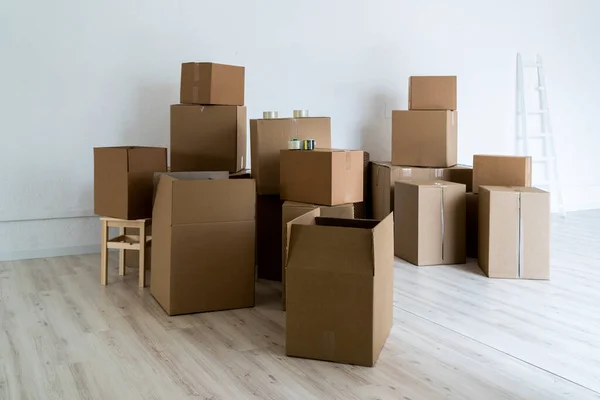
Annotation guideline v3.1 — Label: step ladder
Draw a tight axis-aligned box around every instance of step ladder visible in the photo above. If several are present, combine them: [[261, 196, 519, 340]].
[[515, 53, 565, 216]]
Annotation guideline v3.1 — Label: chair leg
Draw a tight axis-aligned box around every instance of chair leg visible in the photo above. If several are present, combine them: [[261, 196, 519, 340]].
[[118, 227, 126, 276], [100, 220, 108, 285], [138, 223, 146, 288]]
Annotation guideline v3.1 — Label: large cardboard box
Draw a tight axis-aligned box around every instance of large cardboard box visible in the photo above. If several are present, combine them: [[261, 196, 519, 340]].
[[151, 172, 256, 315], [281, 201, 354, 310], [180, 62, 244, 106], [478, 186, 550, 279], [280, 149, 364, 206], [392, 110, 458, 168], [472, 155, 532, 193], [124, 225, 152, 270], [94, 147, 167, 220], [286, 210, 394, 367], [170, 105, 246, 173], [353, 151, 371, 219], [370, 162, 472, 221], [465, 193, 479, 258], [394, 180, 466, 266], [256, 195, 283, 281], [250, 117, 331, 195], [409, 76, 457, 110]]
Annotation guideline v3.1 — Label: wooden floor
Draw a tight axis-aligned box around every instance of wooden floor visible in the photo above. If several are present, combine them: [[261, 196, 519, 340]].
[[1, 210, 600, 400]]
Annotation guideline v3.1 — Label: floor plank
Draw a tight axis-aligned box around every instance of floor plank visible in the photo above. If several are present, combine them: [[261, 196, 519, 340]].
[[1, 210, 600, 399]]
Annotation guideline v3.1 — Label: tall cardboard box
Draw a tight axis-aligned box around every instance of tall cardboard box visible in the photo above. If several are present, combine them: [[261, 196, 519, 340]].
[[394, 180, 466, 266], [478, 186, 550, 279], [370, 162, 472, 221], [256, 195, 283, 281], [465, 193, 479, 258], [180, 62, 244, 106], [286, 210, 394, 367], [250, 117, 331, 195], [392, 110, 458, 167], [125, 225, 152, 269], [353, 151, 371, 219], [409, 76, 457, 110], [281, 201, 355, 310], [170, 105, 246, 173], [94, 147, 167, 220], [472, 155, 532, 193], [280, 149, 364, 206], [151, 173, 256, 315]]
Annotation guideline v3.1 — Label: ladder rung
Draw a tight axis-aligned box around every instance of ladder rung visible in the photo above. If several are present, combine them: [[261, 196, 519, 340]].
[[528, 110, 548, 115]]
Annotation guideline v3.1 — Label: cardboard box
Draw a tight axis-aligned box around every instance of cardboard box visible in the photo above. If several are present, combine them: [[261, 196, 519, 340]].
[[392, 110, 458, 167], [370, 162, 472, 221], [280, 149, 364, 206], [394, 180, 466, 266], [170, 105, 246, 173], [409, 76, 457, 110], [124, 225, 152, 269], [473, 155, 532, 193], [180, 62, 244, 106], [478, 186, 550, 279], [256, 195, 283, 281], [250, 117, 331, 195], [465, 193, 478, 258], [353, 151, 371, 219], [281, 201, 354, 310], [286, 210, 394, 367], [230, 169, 251, 179], [94, 147, 167, 220], [151, 172, 255, 315]]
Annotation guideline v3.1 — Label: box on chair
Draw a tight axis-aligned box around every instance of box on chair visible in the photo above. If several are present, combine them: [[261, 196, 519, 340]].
[[180, 62, 244, 106]]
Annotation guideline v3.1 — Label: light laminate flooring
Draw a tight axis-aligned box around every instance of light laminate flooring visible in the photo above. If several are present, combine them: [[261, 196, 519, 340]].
[[1, 210, 600, 399]]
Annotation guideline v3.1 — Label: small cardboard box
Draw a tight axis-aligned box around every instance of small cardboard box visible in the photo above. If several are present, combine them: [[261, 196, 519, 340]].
[[478, 186, 550, 279], [286, 210, 394, 367], [151, 172, 255, 315], [180, 62, 244, 106], [250, 117, 331, 195], [280, 149, 364, 206], [281, 201, 354, 310], [94, 147, 167, 220], [466, 193, 479, 258], [472, 155, 532, 193], [170, 105, 246, 173], [392, 110, 458, 168], [409, 76, 457, 110], [394, 180, 466, 266], [370, 162, 472, 221], [256, 195, 283, 281]]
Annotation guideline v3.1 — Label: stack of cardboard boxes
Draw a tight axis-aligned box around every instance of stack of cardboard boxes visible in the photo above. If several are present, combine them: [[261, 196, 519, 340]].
[[280, 149, 394, 367], [379, 76, 550, 279]]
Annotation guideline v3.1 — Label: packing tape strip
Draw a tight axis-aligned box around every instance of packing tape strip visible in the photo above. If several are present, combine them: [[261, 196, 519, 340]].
[[302, 139, 315, 150], [288, 140, 301, 150], [401, 168, 411, 178], [293, 110, 309, 118], [263, 111, 279, 119]]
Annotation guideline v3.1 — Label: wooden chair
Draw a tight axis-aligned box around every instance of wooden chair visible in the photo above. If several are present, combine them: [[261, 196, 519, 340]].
[[100, 217, 152, 288]]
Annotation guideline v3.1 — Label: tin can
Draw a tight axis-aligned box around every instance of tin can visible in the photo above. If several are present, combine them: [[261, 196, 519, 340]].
[[302, 139, 315, 150], [263, 111, 278, 119], [293, 110, 309, 118]]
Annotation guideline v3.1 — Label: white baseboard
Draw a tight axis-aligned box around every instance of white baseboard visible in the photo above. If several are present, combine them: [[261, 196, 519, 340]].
[[0, 244, 100, 262]]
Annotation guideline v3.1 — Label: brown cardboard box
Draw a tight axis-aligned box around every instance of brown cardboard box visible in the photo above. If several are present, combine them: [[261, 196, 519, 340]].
[[256, 195, 283, 281], [409, 76, 457, 110], [465, 193, 478, 258], [280, 149, 364, 206], [250, 117, 331, 195], [151, 172, 255, 315], [94, 147, 167, 220], [392, 110, 458, 167], [281, 201, 354, 310], [170, 105, 246, 173], [180, 62, 244, 106], [353, 151, 371, 219], [473, 155, 532, 193], [286, 210, 394, 367], [370, 162, 472, 221], [478, 186, 550, 279], [230, 169, 251, 179], [394, 180, 466, 266]]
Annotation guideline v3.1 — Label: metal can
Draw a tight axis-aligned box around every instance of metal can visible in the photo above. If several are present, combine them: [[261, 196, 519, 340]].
[[293, 110, 309, 118], [302, 139, 315, 150], [263, 111, 279, 119]]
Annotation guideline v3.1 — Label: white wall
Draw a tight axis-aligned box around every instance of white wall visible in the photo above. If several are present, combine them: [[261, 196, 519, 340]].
[[1, 0, 599, 260]]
